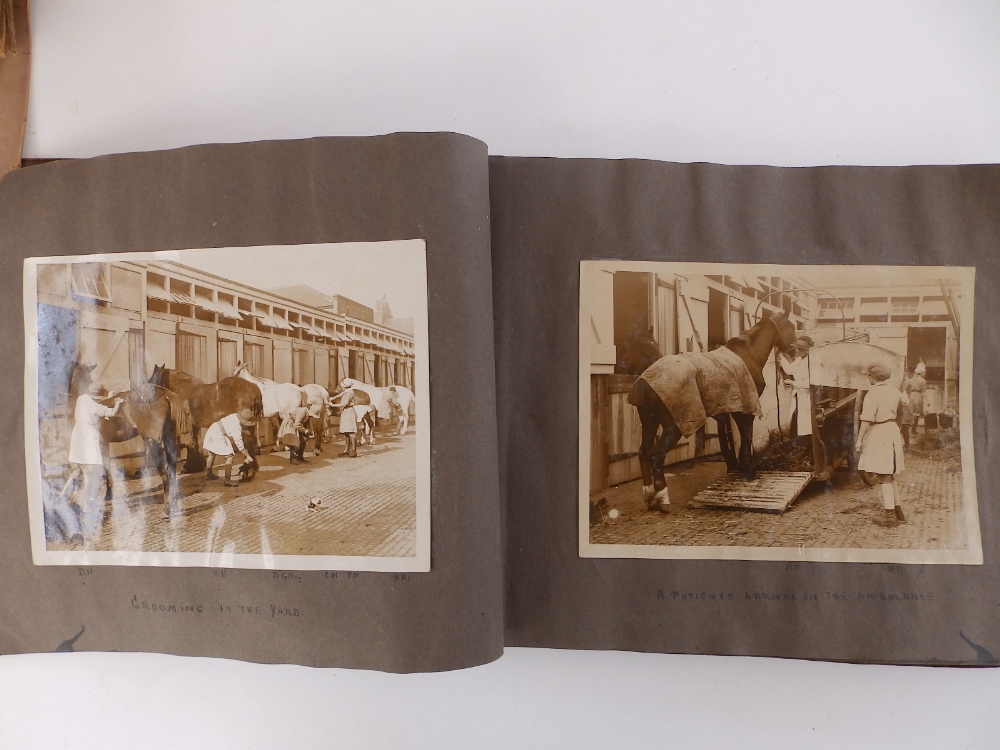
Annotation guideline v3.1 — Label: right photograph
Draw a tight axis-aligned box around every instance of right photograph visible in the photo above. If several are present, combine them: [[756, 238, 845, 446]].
[[579, 262, 980, 565]]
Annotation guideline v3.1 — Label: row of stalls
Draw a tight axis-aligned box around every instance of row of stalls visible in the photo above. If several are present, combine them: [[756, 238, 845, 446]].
[[36, 259, 417, 464], [586, 268, 963, 498]]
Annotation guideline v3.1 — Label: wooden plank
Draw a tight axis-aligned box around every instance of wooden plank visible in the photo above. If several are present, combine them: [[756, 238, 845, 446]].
[[0, 0, 29, 178], [689, 471, 812, 513]]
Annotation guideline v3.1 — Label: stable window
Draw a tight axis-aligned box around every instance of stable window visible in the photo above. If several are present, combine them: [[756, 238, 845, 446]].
[[858, 297, 889, 323], [216, 293, 242, 324], [817, 297, 855, 321], [921, 296, 952, 322], [70, 263, 112, 303], [890, 297, 920, 322]]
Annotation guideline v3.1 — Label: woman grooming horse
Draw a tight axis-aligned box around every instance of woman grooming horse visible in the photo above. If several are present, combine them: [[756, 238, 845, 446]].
[[232, 362, 306, 452], [51, 377, 125, 545], [63, 364, 192, 528], [622, 310, 797, 513]]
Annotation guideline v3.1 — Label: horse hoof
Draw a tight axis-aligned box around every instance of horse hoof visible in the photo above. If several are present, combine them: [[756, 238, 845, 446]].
[[653, 487, 670, 513]]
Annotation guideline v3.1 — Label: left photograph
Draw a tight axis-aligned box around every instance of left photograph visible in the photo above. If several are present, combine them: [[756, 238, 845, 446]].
[[24, 241, 431, 571]]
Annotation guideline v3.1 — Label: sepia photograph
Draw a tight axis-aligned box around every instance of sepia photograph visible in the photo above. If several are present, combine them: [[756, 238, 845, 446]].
[[24, 241, 430, 571], [579, 261, 979, 564]]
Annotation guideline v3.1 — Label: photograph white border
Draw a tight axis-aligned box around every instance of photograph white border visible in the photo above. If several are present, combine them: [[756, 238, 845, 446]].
[[25, 241, 431, 572], [578, 260, 981, 565]]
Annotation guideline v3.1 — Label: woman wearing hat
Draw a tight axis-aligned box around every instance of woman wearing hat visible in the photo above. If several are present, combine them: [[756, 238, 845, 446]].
[[203, 408, 257, 487], [855, 362, 907, 527], [778, 336, 814, 443], [53, 379, 125, 545]]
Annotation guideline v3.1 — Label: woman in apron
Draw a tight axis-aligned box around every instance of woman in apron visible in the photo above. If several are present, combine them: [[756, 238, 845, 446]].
[[779, 336, 813, 443]]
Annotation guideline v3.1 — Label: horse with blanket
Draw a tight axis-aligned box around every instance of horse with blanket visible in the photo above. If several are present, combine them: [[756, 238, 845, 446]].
[[620, 310, 797, 513]]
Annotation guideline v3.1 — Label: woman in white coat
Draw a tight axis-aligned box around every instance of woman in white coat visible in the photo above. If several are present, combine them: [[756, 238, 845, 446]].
[[203, 408, 257, 487], [778, 336, 813, 443], [53, 380, 124, 545]]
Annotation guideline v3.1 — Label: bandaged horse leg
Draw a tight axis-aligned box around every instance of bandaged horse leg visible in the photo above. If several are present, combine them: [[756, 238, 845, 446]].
[[715, 414, 738, 472], [733, 413, 757, 480], [648, 421, 682, 513]]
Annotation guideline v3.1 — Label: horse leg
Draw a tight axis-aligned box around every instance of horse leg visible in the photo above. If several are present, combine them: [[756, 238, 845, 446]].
[[733, 412, 757, 480], [648, 418, 682, 513], [636, 410, 658, 508], [715, 414, 739, 473], [631, 378, 680, 513], [161, 444, 182, 519], [313, 416, 324, 455], [271, 415, 284, 452]]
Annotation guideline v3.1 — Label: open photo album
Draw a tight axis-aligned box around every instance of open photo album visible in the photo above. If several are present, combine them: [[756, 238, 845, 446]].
[[0, 133, 996, 672]]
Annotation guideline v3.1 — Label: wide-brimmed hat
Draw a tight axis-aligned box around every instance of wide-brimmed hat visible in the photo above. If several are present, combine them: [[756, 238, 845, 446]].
[[237, 408, 256, 426], [796, 336, 814, 348], [86, 380, 105, 395], [866, 362, 891, 381]]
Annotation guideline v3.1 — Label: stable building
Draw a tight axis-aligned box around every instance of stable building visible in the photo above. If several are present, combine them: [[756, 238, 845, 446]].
[[817, 281, 962, 415], [35, 259, 416, 447]]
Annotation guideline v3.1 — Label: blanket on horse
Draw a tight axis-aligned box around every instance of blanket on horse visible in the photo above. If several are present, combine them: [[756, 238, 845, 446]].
[[636, 346, 761, 437]]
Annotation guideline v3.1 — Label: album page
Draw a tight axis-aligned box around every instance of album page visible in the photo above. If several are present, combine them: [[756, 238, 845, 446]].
[[0, 133, 503, 672], [491, 155, 997, 665]]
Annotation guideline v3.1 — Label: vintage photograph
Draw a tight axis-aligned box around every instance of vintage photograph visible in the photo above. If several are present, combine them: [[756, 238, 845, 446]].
[[24, 240, 430, 571], [579, 261, 980, 564]]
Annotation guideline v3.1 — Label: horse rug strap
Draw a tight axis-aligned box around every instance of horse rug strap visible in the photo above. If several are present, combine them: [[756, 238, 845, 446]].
[[637, 346, 761, 437]]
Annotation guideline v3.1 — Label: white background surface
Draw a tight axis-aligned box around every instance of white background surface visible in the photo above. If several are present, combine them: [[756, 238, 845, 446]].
[[6, 1, 1000, 747]]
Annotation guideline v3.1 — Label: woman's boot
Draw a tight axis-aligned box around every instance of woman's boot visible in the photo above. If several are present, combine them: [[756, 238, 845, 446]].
[[873, 509, 899, 528]]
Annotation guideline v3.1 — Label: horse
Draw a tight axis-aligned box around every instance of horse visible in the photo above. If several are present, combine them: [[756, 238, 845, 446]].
[[622, 310, 797, 513], [232, 362, 307, 451], [148, 365, 263, 474], [300, 383, 330, 454], [67, 363, 193, 520]]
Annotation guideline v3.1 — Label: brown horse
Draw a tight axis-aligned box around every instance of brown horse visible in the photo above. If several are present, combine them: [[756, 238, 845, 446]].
[[622, 310, 797, 513], [68, 363, 193, 518], [148, 365, 263, 473]]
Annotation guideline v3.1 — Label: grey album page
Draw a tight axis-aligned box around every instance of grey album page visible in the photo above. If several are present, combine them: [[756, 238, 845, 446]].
[[0, 133, 503, 672], [491, 155, 998, 665]]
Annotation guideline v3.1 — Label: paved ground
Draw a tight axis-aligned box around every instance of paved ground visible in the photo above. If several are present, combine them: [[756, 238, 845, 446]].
[[590, 436, 971, 551], [49, 432, 418, 558]]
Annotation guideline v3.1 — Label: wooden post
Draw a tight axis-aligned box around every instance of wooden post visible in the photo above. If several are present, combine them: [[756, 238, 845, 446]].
[[0, 0, 30, 178]]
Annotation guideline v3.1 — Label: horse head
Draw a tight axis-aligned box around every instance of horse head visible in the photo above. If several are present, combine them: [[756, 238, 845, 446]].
[[69, 362, 97, 397], [233, 361, 248, 378], [764, 310, 797, 354], [616, 326, 662, 376], [149, 363, 167, 387]]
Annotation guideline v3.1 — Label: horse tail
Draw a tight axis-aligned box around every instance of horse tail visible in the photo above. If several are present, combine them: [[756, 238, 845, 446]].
[[252, 392, 264, 421], [172, 395, 195, 448]]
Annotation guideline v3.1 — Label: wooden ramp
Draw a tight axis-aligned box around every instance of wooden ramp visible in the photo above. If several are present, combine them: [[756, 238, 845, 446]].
[[688, 471, 813, 514]]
